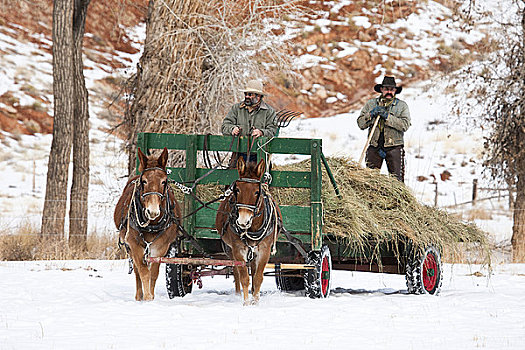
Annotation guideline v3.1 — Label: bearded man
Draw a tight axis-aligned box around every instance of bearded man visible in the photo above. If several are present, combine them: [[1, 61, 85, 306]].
[[357, 76, 411, 182], [222, 79, 277, 165]]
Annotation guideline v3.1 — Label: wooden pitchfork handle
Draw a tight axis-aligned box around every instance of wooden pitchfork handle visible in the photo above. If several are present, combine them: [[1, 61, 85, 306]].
[[358, 115, 381, 165]]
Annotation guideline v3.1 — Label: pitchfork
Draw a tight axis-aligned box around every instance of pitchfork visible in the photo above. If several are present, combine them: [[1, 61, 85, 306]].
[[275, 109, 302, 128]]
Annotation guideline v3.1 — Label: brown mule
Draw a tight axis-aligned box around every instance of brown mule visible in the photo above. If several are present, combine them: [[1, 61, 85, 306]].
[[114, 147, 182, 301], [216, 157, 283, 305]]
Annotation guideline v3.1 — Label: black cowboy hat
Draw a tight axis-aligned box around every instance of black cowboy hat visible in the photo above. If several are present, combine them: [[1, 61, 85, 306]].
[[374, 76, 403, 94]]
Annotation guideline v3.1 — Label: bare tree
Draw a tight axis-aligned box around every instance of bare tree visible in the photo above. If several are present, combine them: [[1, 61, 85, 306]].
[[42, 0, 75, 237], [69, 0, 91, 249], [123, 0, 298, 173], [42, 0, 91, 248], [455, 0, 525, 261]]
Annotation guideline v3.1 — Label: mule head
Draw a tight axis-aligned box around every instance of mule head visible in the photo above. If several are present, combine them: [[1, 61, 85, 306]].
[[137, 147, 169, 221], [234, 157, 265, 230]]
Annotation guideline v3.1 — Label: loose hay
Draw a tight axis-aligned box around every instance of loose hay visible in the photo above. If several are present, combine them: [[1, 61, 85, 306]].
[[271, 157, 490, 265], [171, 157, 490, 265]]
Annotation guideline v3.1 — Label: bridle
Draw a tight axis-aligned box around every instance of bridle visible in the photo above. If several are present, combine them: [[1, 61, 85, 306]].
[[225, 177, 279, 262], [118, 166, 180, 265], [231, 177, 264, 219], [128, 167, 176, 235], [138, 167, 168, 201]]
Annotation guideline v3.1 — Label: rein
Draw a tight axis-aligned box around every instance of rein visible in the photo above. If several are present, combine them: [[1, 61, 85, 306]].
[[169, 135, 240, 218]]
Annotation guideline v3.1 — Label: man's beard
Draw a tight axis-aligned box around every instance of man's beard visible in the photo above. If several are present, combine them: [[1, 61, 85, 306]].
[[244, 96, 258, 106]]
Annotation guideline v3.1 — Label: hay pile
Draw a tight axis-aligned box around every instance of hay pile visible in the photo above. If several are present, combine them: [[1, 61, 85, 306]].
[[172, 157, 490, 263], [271, 157, 490, 263]]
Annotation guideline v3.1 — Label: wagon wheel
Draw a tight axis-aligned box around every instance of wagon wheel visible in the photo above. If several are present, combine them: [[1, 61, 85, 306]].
[[165, 242, 193, 298], [304, 245, 332, 298], [405, 245, 443, 295], [275, 269, 305, 292]]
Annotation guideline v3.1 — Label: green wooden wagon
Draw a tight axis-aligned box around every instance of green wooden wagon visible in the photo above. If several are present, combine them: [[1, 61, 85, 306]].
[[140, 133, 443, 298]]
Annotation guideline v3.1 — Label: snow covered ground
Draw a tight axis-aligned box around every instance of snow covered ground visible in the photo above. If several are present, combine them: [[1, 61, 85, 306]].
[[1, 260, 524, 349]]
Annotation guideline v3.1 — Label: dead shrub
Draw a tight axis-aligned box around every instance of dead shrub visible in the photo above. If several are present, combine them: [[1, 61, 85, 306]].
[[0, 225, 124, 261]]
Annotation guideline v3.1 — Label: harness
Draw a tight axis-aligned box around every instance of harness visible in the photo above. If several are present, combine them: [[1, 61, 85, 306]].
[[223, 178, 280, 263], [120, 167, 178, 266]]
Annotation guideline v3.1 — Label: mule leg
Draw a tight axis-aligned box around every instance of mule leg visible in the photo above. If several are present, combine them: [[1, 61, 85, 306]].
[[127, 237, 154, 301], [137, 262, 153, 301], [133, 263, 143, 301], [250, 260, 257, 295], [233, 266, 241, 295], [232, 250, 250, 304], [148, 262, 161, 299], [251, 245, 272, 304], [238, 266, 250, 305], [130, 252, 153, 301]]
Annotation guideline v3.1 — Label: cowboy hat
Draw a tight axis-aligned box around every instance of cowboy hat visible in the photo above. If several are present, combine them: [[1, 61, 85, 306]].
[[374, 76, 402, 94], [240, 79, 266, 96]]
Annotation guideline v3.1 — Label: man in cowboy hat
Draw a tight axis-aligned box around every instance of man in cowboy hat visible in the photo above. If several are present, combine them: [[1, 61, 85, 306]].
[[222, 79, 278, 165], [357, 76, 411, 182]]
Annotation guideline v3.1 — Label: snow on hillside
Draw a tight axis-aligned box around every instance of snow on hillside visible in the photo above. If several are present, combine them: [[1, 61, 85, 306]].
[[0, 1, 514, 254]]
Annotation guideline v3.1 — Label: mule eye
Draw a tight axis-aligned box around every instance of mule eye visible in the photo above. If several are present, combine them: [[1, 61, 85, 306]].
[[161, 180, 166, 186], [141, 180, 147, 186], [255, 191, 260, 196]]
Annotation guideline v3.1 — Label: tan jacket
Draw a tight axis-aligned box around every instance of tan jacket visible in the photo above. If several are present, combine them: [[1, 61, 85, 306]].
[[357, 97, 411, 147]]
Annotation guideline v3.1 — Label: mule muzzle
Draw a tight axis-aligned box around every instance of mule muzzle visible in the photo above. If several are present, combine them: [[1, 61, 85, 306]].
[[145, 207, 161, 221], [236, 216, 253, 231]]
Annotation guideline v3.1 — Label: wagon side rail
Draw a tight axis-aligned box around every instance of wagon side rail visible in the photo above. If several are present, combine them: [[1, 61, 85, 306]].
[[136, 133, 336, 252]]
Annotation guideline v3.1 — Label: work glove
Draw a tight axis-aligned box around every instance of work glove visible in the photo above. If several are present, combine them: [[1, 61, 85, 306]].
[[379, 108, 389, 120], [370, 106, 387, 119]]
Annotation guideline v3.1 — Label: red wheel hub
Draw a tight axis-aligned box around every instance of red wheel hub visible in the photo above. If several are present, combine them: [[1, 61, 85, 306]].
[[422, 252, 438, 292], [321, 256, 330, 296]]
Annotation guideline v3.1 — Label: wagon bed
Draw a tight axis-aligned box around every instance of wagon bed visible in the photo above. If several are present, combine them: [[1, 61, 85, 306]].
[[137, 133, 443, 297]]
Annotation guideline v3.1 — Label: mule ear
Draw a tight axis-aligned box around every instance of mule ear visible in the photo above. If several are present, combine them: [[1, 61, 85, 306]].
[[237, 156, 246, 176], [158, 147, 168, 169], [137, 148, 148, 173], [256, 158, 266, 178]]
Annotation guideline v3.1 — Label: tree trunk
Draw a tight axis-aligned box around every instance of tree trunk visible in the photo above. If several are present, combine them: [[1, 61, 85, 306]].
[[512, 5, 525, 262], [125, 0, 210, 174], [512, 174, 525, 261], [42, 0, 75, 237], [69, 0, 91, 250]]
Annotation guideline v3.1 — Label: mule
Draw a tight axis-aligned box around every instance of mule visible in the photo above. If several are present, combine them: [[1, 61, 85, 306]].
[[114, 147, 182, 301], [216, 157, 283, 305]]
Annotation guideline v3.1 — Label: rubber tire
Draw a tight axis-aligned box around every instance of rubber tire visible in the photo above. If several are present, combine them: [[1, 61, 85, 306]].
[[275, 269, 305, 291], [165, 243, 193, 298], [406, 245, 443, 295], [304, 245, 332, 299]]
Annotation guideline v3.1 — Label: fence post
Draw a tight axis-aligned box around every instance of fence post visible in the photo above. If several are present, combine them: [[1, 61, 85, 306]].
[[33, 160, 36, 193], [472, 179, 478, 206], [434, 181, 438, 207]]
